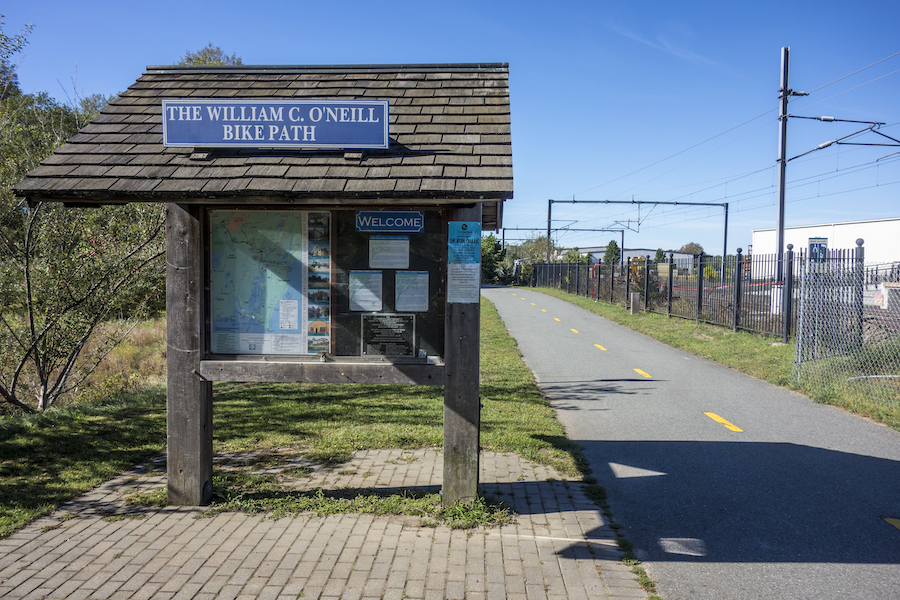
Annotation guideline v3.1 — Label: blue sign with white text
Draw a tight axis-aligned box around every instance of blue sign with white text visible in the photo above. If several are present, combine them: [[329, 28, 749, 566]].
[[448, 221, 481, 264], [809, 237, 828, 264], [355, 211, 425, 233], [162, 99, 389, 149]]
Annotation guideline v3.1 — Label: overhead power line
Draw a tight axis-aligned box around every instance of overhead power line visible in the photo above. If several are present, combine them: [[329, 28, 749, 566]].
[[570, 50, 900, 207]]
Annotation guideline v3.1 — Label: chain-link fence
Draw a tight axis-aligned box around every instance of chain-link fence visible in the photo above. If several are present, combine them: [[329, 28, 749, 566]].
[[792, 242, 900, 406]]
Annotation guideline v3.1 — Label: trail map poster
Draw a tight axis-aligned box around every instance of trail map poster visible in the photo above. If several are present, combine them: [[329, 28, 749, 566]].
[[209, 210, 330, 355]]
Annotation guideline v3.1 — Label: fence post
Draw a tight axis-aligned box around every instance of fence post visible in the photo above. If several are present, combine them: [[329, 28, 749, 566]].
[[609, 263, 615, 303], [591, 264, 596, 300], [733, 248, 743, 333], [667, 252, 674, 317], [783, 244, 794, 343], [643, 255, 650, 311], [855, 238, 865, 351], [696, 254, 704, 324], [584, 263, 589, 299], [625, 258, 632, 309]]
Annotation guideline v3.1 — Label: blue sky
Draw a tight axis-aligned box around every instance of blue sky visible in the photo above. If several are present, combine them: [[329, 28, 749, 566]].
[[5, 1, 900, 256]]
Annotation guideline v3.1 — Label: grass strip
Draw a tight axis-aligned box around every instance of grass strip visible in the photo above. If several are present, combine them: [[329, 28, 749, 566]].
[[191, 471, 512, 529]]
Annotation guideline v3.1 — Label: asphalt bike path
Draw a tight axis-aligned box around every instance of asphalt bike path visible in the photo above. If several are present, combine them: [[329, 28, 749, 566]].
[[482, 286, 900, 600]]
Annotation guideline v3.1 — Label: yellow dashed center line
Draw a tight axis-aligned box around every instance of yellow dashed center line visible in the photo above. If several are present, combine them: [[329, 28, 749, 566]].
[[570, 329, 579, 334], [554, 318, 561, 322], [541, 309, 547, 312], [633, 368, 652, 378], [704, 412, 744, 432], [594, 344, 607, 351]]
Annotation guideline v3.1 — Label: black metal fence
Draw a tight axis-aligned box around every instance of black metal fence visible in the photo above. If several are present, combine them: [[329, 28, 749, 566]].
[[528, 248, 809, 340]]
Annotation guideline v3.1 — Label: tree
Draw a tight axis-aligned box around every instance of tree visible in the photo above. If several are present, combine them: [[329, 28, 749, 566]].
[[0, 22, 166, 413], [0, 14, 32, 100], [678, 242, 704, 255], [604, 239, 621, 266], [562, 247, 589, 264], [508, 235, 559, 264], [178, 43, 242, 66], [481, 233, 505, 284], [654, 248, 666, 263]]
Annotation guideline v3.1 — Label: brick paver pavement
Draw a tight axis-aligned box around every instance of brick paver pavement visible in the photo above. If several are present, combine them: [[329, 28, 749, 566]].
[[0, 450, 648, 599]]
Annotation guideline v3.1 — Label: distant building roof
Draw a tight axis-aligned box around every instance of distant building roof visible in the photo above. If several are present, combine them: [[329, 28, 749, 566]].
[[13, 63, 513, 230]]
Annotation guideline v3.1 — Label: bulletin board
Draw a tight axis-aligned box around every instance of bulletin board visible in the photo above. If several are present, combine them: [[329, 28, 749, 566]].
[[332, 209, 445, 360], [206, 208, 445, 361]]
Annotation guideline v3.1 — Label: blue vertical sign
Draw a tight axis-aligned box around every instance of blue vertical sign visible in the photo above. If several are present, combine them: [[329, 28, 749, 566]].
[[809, 237, 828, 264], [447, 221, 481, 303], [448, 222, 481, 264]]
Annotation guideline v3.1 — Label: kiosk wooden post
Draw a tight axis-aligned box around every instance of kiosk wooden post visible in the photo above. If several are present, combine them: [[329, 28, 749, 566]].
[[443, 204, 482, 505], [165, 203, 213, 505]]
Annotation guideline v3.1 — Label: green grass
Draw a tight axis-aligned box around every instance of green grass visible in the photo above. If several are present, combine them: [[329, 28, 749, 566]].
[[0, 390, 167, 538], [210, 300, 581, 476], [195, 470, 511, 529]]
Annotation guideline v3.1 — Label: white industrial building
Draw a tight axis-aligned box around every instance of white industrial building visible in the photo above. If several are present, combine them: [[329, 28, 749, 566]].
[[752, 217, 900, 265]]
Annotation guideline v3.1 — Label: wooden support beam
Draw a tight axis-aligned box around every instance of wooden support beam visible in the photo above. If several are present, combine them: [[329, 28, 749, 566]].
[[165, 203, 213, 506], [199, 359, 442, 384], [442, 204, 482, 505]]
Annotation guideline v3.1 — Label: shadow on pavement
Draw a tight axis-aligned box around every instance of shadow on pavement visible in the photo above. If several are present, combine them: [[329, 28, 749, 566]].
[[575, 438, 900, 564]]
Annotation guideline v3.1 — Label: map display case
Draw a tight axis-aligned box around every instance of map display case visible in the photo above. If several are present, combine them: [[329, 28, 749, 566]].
[[209, 210, 331, 355]]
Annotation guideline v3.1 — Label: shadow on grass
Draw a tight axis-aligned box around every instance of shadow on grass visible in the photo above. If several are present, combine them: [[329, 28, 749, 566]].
[[212, 382, 445, 460], [0, 388, 167, 536]]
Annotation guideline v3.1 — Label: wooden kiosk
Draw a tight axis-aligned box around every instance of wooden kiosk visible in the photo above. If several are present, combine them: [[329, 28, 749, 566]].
[[14, 63, 513, 505]]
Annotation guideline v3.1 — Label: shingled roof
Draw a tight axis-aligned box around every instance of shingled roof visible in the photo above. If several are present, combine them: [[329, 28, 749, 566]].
[[13, 63, 512, 230]]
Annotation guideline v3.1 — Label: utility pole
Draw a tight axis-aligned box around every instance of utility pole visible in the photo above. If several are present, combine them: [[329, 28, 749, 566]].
[[546, 199, 552, 261], [722, 202, 729, 281], [775, 47, 809, 282], [775, 47, 790, 283]]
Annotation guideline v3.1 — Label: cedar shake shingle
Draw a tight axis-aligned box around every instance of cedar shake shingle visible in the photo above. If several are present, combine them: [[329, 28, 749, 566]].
[[13, 63, 512, 230]]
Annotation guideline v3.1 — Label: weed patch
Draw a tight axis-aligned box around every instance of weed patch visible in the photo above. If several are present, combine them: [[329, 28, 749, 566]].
[[200, 470, 512, 529]]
